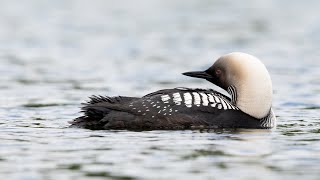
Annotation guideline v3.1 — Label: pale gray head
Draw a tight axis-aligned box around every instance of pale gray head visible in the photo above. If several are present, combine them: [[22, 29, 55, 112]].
[[183, 52, 273, 119]]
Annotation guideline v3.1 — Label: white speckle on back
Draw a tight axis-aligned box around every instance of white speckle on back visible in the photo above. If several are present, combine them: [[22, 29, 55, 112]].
[[207, 94, 215, 103], [221, 98, 232, 109], [183, 92, 192, 108], [220, 99, 228, 110], [172, 93, 182, 105], [200, 93, 209, 106], [211, 103, 217, 107], [161, 94, 171, 103], [213, 95, 221, 103], [192, 92, 201, 106]]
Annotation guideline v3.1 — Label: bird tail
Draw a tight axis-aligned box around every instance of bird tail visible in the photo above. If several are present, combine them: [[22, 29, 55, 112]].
[[70, 95, 135, 130]]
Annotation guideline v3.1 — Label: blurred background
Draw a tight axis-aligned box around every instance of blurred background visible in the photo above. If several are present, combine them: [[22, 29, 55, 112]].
[[0, 0, 319, 179]]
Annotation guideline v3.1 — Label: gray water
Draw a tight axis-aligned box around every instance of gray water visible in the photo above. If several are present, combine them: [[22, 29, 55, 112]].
[[0, 0, 320, 179]]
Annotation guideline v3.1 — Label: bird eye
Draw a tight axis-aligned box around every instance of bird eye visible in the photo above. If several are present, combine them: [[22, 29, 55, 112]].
[[216, 69, 222, 75]]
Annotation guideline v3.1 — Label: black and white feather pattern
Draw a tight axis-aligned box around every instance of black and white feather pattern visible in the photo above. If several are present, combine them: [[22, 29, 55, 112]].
[[153, 88, 239, 111], [259, 109, 276, 128], [71, 88, 275, 130], [227, 86, 237, 105]]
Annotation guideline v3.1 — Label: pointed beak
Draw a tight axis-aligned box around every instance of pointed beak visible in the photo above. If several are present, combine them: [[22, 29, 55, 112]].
[[182, 70, 220, 86], [182, 71, 212, 79]]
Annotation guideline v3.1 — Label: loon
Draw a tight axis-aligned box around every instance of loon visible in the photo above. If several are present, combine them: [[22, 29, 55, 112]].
[[70, 52, 276, 130]]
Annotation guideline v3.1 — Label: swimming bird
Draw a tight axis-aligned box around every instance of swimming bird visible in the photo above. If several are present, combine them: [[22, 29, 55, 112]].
[[70, 52, 276, 130]]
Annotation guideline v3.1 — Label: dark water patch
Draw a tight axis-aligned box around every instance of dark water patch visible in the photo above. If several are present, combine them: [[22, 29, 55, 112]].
[[32, 117, 45, 120], [92, 147, 112, 151], [196, 128, 235, 134], [182, 149, 227, 160], [266, 165, 283, 172], [16, 79, 38, 85], [149, 146, 162, 150], [140, 151, 151, 155], [277, 122, 303, 128], [85, 171, 136, 180], [189, 169, 203, 173], [147, 138, 160, 142], [91, 162, 114, 166], [298, 138, 320, 142], [148, 146, 171, 151], [155, 80, 176, 85], [302, 106, 320, 110], [89, 135, 106, 137], [59, 164, 82, 171], [309, 129, 320, 133], [49, 149, 94, 153], [282, 129, 305, 136], [72, 83, 82, 90], [22, 103, 69, 108], [215, 162, 228, 169], [6, 138, 30, 142]]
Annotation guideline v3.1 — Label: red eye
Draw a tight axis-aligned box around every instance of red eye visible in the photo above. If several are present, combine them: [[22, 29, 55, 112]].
[[216, 69, 222, 75]]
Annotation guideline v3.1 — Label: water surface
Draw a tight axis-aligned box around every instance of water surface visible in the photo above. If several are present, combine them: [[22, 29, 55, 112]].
[[0, 0, 320, 179]]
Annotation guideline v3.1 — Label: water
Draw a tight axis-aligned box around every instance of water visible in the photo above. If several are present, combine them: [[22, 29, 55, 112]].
[[0, 0, 320, 179]]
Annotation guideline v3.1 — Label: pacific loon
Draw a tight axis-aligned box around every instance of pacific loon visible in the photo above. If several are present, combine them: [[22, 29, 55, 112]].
[[70, 52, 276, 130]]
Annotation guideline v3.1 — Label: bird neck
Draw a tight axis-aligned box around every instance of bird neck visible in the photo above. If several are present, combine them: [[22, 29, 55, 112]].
[[227, 78, 273, 119]]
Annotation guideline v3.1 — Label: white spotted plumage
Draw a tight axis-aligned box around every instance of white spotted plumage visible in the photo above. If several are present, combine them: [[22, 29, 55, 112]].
[[172, 93, 182, 105], [183, 92, 193, 108], [192, 92, 201, 107], [161, 95, 170, 103], [129, 90, 239, 118], [200, 92, 209, 106]]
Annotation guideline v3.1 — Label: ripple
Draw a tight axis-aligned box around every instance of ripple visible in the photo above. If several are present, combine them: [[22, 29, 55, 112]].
[[1, 0, 320, 179], [22, 103, 70, 108], [181, 149, 228, 160], [85, 171, 136, 180]]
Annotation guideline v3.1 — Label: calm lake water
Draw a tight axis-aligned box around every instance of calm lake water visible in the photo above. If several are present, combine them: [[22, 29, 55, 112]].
[[1, 0, 320, 179]]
